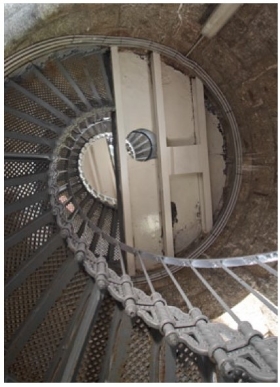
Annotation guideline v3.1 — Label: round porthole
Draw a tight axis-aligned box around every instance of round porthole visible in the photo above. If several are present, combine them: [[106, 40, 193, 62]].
[[126, 129, 157, 161]]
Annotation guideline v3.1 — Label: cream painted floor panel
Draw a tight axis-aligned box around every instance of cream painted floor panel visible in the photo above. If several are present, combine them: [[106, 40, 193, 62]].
[[109, 50, 226, 258], [119, 51, 163, 259], [170, 174, 202, 254], [161, 61, 195, 145]]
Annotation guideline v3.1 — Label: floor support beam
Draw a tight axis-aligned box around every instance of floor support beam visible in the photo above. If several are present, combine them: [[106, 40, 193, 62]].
[[111, 46, 135, 275], [191, 78, 213, 233], [151, 52, 174, 257]]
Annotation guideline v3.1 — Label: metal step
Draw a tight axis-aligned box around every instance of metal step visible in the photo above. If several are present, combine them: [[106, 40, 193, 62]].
[[4, 47, 122, 383]]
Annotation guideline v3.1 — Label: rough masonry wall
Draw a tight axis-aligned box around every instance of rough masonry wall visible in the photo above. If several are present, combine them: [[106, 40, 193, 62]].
[[192, 4, 277, 258]]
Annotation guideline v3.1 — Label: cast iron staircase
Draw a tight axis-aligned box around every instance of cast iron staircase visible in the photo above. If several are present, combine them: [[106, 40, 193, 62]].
[[4, 39, 278, 383]]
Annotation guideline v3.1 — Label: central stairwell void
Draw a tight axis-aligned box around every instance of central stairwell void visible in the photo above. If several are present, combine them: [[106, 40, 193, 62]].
[[4, 36, 278, 383]]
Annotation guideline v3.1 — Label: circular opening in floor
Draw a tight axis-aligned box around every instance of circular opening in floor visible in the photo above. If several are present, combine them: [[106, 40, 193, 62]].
[[5, 37, 242, 280]]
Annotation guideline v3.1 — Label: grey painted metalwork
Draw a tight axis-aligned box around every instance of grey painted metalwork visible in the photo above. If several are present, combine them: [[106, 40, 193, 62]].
[[149, 330, 162, 382], [60, 282, 104, 382], [221, 264, 277, 315], [164, 342, 177, 382], [83, 66, 103, 105], [8, 79, 71, 124], [4, 171, 48, 187], [4, 152, 52, 160], [33, 66, 81, 115], [98, 53, 114, 104], [44, 279, 96, 381], [4, 37, 278, 383], [49, 133, 277, 381], [5, 257, 79, 369], [5, 129, 54, 147], [5, 211, 53, 250], [126, 128, 157, 161], [4, 190, 48, 216], [98, 304, 124, 383], [5, 233, 63, 298], [5, 105, 62, 134], [100, 305, 133, 383], [254, 257, 278, 277], [55, 60, 92, 110]]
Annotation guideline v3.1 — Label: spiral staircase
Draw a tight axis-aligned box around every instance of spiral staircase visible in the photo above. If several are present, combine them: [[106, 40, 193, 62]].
[[4, 37, 278, 383]]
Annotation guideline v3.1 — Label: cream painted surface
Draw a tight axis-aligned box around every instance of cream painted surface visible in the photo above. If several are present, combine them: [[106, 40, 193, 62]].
[[119, 52, 155, 136], [128, 157, 162, 255], [82, 138, 116, 200], [151, 52, 174, 257], [170, 174, 202, 253], [161, 62, 195, 145], [111, 47, 135, 275], [161, 63, 211, 254], [191, 78, 213, 233], [119, 52, 163, 266], [168, 145, 200, 175], [104, 50, 225, 259]]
